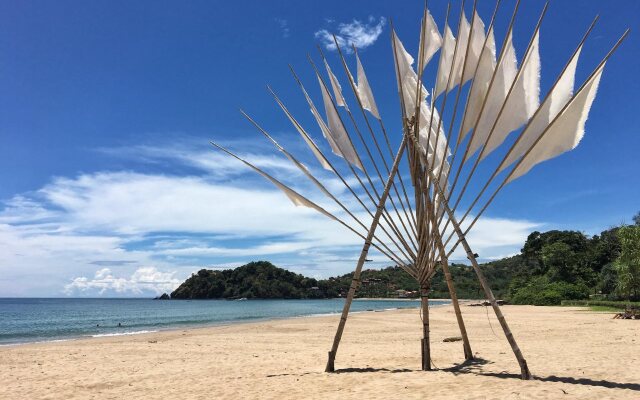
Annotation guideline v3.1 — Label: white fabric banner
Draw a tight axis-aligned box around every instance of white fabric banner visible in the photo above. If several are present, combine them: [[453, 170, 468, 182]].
[[255, 163, 336, 220], [317, 75, 364, 170], [508, 62, 605, 182], [460, 26, 497, 141], [462, 11, 487, 83], [356, 54, 380, 119], [393, 30, 451, 175], [481, 30, 541, 160], [435, 24, 456, 97], [418, 9, 443, 70], [276, 97, 333, 171], [499, 45, 583, 173], [465, 31, 518, 161], [435, 12, 485, 96], [324, 60, 348, 110]]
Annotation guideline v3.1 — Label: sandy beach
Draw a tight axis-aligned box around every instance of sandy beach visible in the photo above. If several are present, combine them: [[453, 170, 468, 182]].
[[1, 305, 638, 399]]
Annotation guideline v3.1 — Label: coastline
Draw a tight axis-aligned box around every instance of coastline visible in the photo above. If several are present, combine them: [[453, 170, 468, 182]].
[[0, 299, 450, 347], [1, 305, 637, 399]]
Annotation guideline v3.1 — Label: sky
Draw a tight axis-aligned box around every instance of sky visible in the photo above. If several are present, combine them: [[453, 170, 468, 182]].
[[0, 0, 638, 297]]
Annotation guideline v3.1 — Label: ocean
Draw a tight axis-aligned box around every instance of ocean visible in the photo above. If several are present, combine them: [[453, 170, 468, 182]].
[[0, 298, 449, 346]]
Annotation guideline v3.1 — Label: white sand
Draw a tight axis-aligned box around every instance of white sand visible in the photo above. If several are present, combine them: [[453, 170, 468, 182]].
[[1, 305, 638, 399]]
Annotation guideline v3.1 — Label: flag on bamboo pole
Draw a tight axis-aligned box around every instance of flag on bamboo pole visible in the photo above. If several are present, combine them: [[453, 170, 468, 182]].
[[464, 31, 519, 160], [462, 11, 488, 83], [392, 30, 450, 170], [272, 94, 333, 171], [355, 54, 380, 119], [435, 24, 456, 97], [460, 26, 497, 141], [435, 12, 486, 97], [317, 75, 364, 170], [296, 81, 344, 161], [265, 134, 335, 200], [212, 144, 337, 220], [254, 164, 336, 219], [507, 62, 604, 183], [480, 30, 541, 160], [324, 60, 349, 110], [445, 13, 470, 94], [499, 45, 583, 173], [418, 9, 443, 71]]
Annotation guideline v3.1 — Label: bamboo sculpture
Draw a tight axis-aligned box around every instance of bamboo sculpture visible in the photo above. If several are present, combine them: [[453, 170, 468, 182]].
[[211, 0, 628, 381]]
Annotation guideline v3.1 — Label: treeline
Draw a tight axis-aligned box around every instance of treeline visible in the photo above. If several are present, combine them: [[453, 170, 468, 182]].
[[169, 214, 640, 305], [170, 261, 324, 299]]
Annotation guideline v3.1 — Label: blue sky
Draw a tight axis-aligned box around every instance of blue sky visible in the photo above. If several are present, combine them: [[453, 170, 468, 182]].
[[0, 0, 638, 297]]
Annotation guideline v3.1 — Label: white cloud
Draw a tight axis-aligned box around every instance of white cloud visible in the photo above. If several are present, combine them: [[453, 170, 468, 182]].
[[64, 267, 181, 296], [0, 140, 545, 296], [315, 16, 386, 52]]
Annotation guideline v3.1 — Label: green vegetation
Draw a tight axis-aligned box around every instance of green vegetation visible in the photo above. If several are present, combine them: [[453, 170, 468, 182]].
[[561, 299, 640, 309], [168, 213, 640, 305], [170, 261, 324, 299]]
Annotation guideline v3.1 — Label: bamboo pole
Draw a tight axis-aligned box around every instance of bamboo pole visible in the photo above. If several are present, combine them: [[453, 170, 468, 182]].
[[419, 167, 474, 360], [307, 57, 419, 257], [241, 110, 419, 275], [316, 46, 420, 250], [331, 38, 420, 239], [392, 12, 473, 360], [407, 129, 533, 380], [420, 284, 431, 370], [326, 135, 409, 373], [391, 14, 473, 364], [286, 67, 418, 260]]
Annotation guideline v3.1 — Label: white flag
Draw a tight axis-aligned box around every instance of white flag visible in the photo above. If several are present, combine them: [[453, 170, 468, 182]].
[[392, 30, 451, 171], [438, 12, 485, 96], [356, 54, 380, 119], [324, 60, 348, 110], [392, 30, 427, 116], [435, 24, 456, 97], [418, 10, 443, 70], [317, 75, 364, 170], [253, 163, 336, 219], [460, 26, 497, 141], [296, 82, 344, 163], [499, 45, 582, 173], [273, 96, 333, 171], [482, 30, 541, 160], [214, 144, 337, 220], [508, 62, 604, 182], [465, 31, 518, 161], [462, 11, 487, 83]]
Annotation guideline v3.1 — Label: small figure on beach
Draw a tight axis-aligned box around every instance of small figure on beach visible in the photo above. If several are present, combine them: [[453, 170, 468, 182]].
[[118, 322, 122, 327]]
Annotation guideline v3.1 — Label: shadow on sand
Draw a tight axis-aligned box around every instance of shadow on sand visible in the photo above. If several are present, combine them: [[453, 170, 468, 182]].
[[443, 357, 640, 391], [267, 358, 638, 392]]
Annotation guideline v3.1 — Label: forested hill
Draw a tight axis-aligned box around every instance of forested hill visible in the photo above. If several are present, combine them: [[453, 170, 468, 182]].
[[170, 261, 322, 299], [168, 216, 640, 305], [169, 257, 531, 300]]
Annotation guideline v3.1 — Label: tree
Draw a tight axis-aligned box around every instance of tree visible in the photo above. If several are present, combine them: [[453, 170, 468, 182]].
[[615, 225, 640, 301], [542, 242, 576, 282], [633, 211, 640, 226]]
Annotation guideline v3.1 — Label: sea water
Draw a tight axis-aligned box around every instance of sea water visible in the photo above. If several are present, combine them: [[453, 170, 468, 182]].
[[0, 298, 449, 345]]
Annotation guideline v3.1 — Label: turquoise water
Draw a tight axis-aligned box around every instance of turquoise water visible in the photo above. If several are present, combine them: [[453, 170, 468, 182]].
[[0, 298, 449, 345]]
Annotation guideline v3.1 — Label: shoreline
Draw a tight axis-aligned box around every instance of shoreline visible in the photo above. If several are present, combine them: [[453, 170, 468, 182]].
[[0, 301, 453, 348], [2, 305, 636, 399]]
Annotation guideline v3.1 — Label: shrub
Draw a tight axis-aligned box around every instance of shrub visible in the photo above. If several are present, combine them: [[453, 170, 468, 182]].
[[510, 277, 589, 306]]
